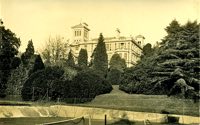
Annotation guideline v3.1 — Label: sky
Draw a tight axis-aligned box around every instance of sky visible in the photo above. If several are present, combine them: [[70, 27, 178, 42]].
[[0, 0, 199, 52]]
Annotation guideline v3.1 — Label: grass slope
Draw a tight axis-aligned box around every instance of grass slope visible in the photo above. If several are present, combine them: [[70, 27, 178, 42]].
[[79, 85, 199, 116]]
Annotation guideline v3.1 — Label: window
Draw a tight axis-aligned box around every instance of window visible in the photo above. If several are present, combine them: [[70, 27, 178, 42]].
[[84, 31, 88, 38], [79, 31, 81, 36], [75, 46, 79, 51], [120, 43, 124, 49], [75, 30, 82, 36], [106, 44, 109, 50], [109, 44, 112, 51], [124, 53, 127, 61], [119, 53, 122, 58]]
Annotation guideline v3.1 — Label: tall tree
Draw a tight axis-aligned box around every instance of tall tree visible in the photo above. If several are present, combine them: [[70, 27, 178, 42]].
[[93, 33, 108, 77], [41, 36, 69, 66], [21, 40, 35, 65], [66, 50, 75, 67], [25, 40, 34, 57], [107, 53, 126, 84], [78, 49, 88, 69], [109, 53, 126, 72], [0, 25, 21, 97], [142, 43, 153, 57], [120, 20, 200, 101]]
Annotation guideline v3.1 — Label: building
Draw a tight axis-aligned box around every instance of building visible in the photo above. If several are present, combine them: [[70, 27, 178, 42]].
[[70, 23, 145, 67]]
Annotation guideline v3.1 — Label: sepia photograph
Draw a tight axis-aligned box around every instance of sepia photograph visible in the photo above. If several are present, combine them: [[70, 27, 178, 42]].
[[0, 0, 199, 125]]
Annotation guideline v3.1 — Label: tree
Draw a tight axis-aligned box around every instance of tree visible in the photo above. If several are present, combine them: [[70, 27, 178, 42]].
[[120, 20, 200, 101], [66, 50, 75, 67], [78, 49, 88, 69], [21, 66, 65, 101], [107, 53, 126, 84], [70, 69, 112, 103], [6, 64, 28, 95], [21, 40, 35, 65], [28, 54, 45, 76], [142, 43, 153, 57], [109, 53, 126, 71], [41, 36, 69, 66], [161, 19, 182, 48], [0, 25, 21, 97], [93, 33, 108, 77]]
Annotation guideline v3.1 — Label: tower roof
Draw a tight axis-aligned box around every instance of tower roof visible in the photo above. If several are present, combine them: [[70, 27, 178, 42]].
[[71, 23, 90, 31]]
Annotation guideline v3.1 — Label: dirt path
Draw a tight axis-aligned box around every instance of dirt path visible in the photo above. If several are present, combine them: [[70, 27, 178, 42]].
[[109, 85, 128, 95]]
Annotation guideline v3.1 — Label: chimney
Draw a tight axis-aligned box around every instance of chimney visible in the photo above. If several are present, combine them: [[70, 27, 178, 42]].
[[116, 28, 120, 39]]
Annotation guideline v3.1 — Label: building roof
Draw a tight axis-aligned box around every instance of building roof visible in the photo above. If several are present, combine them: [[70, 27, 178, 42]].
[[136, 35, 145, 39], [71, 23, 90, 31]]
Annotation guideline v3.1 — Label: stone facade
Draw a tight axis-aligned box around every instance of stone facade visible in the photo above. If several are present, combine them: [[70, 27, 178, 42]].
[[70, 23, 145, 67]]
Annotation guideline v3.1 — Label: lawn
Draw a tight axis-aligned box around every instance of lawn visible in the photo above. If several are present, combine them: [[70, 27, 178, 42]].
[[78, 85, 199, 116]]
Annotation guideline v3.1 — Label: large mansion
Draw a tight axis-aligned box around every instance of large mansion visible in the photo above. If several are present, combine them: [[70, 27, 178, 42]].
[[70, 23, 145, 67]]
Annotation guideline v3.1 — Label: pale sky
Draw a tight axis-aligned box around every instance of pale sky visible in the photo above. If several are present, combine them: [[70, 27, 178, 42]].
[[0, 0, 199, 52]]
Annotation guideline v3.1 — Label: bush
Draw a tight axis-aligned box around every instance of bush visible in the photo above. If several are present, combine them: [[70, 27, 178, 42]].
[[21, 66, 65, 101], [69, 69, 113, 103], [96, 79, 112, 95], [70, 69, 100, 103], [50, 79, 72, 102]]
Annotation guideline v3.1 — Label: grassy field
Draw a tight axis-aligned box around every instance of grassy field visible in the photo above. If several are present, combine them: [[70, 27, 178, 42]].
[[78, 85, 199, 116], [0, 85, 199, 116]]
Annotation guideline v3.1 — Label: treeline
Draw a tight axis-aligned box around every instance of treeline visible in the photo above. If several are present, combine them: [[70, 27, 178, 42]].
[[0, 24, 123, 103], [119, 20, 200, 102]]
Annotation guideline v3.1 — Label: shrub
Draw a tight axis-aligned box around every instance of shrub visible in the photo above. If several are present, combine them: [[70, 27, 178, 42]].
[[69, 69, 113, 103], [21, 66, 64, 101]]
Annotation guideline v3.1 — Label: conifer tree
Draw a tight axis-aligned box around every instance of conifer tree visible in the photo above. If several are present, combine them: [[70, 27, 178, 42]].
[[78, 48, 88, 69], [120, 20, 200, 100], [93, 33, 108, 76], [109, 53, 126, 71], [142, 43, 153, 57], [108, 53, 126, 84], [29, 54, 45, 76], [66, 50, 75, 67], [21, 40, 35, 65]]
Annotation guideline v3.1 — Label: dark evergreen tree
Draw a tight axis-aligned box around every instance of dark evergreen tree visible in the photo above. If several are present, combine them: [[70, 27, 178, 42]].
[[107, 53, 126, 84], [78, 48, 88, 69], [93, 33, 108, 77], [21, 40, 35, 65], [28, 54, 45, 76], [109, 53, 126, 71], [66, 50, 75, 67], [142, 43, 153, 57], [25, 40, 34, 57], [0, 25, 21, 97], [120, 20, 200, 101]]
